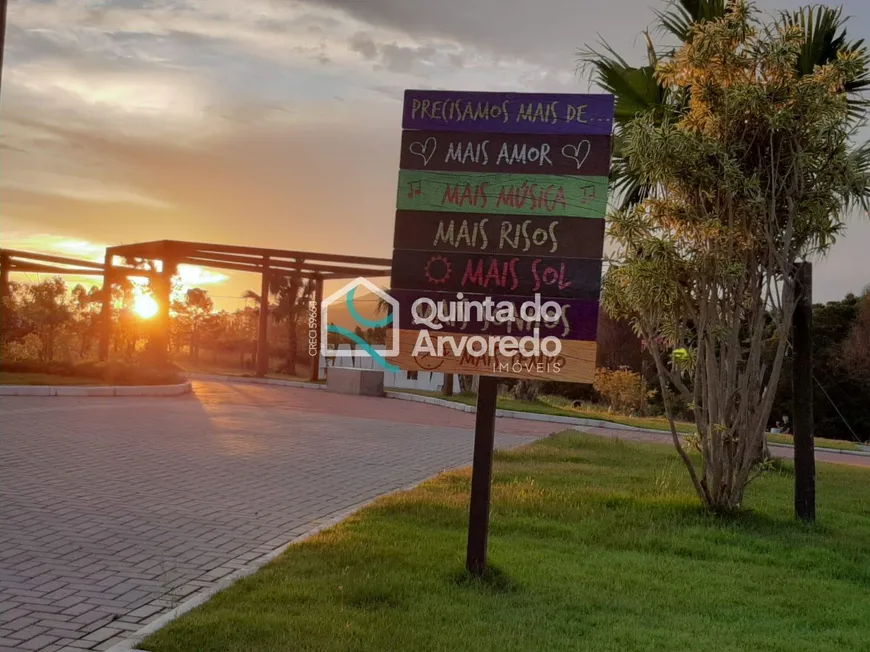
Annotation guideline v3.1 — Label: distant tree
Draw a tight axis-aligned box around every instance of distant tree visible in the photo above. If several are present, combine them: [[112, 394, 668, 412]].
[[771, 291, 870, 442], [17, 278, 72, 362], [843, 289, 870, 373], [70, 284, 102, 358], [172, 288, 214, 360], [0, 281, 33, 351], [273, 276, 315, 376]]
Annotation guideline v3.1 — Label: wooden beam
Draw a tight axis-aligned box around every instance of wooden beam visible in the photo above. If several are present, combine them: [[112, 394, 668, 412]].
[[256, 257, 271, 377], [98, 253, 113, 361], [8, 263, 106, 276], [183, 255, 390, 278], [310, 276, 324, 382], [8, 263, 156, 279], [0, 248, 105, 269], [271, 262, 392, 277], [179, 239, 391, 266]]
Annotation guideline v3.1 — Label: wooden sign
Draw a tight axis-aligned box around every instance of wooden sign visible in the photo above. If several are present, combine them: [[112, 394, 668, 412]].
[[397, 170, 608, 218], [403, 90, 614, 135], [390, 90, 614, 383], [391, 250, 602, 299], [390, 289, 600, 341], [400, 131, 612, 175], [393, 211, 605, 259]]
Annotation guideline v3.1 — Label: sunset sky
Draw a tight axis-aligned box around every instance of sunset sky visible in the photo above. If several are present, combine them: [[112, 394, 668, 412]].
[[2, 0, 869, 308]]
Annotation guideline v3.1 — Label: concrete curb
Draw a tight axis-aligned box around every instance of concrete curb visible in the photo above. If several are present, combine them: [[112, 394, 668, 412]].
[[386, 391, 870, 457], [386, 390, 656, 433], [184, 372, 326, 390], [0, 382, 192, 397]]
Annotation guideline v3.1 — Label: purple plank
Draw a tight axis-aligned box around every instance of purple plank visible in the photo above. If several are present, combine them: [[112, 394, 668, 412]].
[[403, 90, 614, 135], [391, 289, 599, 341]]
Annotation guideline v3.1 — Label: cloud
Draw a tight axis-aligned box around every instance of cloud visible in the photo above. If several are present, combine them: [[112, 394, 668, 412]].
[[3, 0, 868, 308], [300, 0, 653, 69], [349, 32, 441, 74]]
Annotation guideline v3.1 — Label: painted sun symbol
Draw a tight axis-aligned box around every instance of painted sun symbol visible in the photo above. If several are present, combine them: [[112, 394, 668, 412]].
[[424, 255, 451, 284]]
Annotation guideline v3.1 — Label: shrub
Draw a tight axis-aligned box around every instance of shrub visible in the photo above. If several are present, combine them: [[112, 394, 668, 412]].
[[0, 359, 182, 385], [593, 366, 650, 415]]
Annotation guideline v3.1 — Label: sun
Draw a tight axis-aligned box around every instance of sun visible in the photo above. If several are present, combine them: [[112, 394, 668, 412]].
[[133, 294, 159, 319]]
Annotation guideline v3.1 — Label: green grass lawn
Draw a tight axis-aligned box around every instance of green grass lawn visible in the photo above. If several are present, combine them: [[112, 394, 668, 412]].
[[141, 432, 870, 652], [0, 372, 107, 386]]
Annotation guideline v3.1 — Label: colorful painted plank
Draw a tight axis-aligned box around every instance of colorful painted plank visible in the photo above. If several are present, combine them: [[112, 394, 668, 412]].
[[392, 211, 605, 259], [396, 170, 608, 218], [400, 131, 611, 175], [402, 90, 614, 135], [390, 250, 602, 300]]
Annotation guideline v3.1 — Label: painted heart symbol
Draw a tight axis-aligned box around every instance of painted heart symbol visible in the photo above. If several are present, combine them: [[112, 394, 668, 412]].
[[409, 137, 437, 167], [561, 140, 591, 171]]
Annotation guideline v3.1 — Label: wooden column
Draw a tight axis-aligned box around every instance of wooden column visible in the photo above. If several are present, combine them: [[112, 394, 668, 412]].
[[466, 376, 498, 575], [309, 275, 324, 382], [98, 253, 114, 361], [0, 252, 10, 313], [793, 262, 816, 523], [0, 0, 8, 99], [255, 257, 271, 378], [153, 259, 176, 362]]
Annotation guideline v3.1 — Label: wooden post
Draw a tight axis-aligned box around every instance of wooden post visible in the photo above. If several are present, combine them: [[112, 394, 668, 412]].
[[256, 257, 271, 378], [0, 252, 9, 312], [153, 259, 176, 362], [0, 0, 8, 99], [793, 262, 816, 523], [466, 375, 498, 575], [98, 253, 113, 361], [309, 275, 323, 382]]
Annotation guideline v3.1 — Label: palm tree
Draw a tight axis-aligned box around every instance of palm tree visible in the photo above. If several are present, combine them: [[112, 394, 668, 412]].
[[272, 275, 315, 376], [579, 1, 869, 210]]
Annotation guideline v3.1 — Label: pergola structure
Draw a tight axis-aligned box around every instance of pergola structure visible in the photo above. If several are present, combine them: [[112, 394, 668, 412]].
[[101, 240, 392, 379], [0, 247, 155, 304]]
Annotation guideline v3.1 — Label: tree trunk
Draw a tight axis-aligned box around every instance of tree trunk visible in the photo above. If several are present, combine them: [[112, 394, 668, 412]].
[[513, 380, 541, 402], [442, 373, 454, 396], [287, 319, 298, 376]]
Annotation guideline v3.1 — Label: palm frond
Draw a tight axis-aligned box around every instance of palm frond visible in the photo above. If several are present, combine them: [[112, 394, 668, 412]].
[[778, 5, 870, 119], [654, 0, 728, 43], [578, 41, 671, 126]]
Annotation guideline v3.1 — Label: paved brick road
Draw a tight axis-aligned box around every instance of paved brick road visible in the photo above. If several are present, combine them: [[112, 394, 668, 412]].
[[0, 382, 553, 651]]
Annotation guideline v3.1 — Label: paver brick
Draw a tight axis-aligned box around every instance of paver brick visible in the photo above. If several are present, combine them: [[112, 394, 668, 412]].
[[17, 633, 60, 650], [7, 624, 48, 641], [1, 382, 547, 649]]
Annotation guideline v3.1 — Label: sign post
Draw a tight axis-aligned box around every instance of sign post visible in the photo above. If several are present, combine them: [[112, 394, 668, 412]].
[[390, 89, 615, 574], [466, 375, 499, 574]]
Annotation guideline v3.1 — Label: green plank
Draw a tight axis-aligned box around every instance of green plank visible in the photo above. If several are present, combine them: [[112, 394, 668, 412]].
[[397, 170, 608, 218]]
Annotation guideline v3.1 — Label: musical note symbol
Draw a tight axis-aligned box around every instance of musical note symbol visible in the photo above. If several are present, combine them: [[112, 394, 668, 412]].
[[407, 180, 422, 199]]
